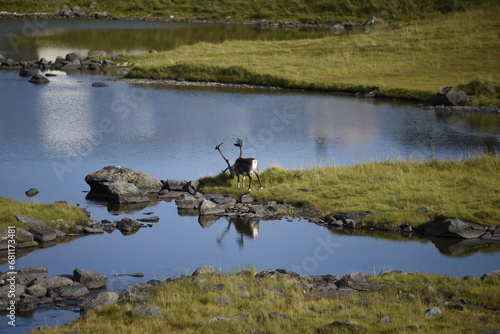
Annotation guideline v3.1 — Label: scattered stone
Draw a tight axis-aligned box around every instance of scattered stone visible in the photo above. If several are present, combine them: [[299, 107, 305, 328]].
[[25, 188, 40, 197], [116, 218, 142, 234], [399, 222, 413, 232], [137, 216, 160, 223], [199, 199, 226, 215], [481, 270, 500, 280], [268, 312, 290, 320], [91, 82, 108, 87], [327, 320, 360, 329], [192, 266, 215, 276], [33, 276, 73, 290], [26, 284, 47, 298], [424, 306, 442, 316], [128, 305, 164, 318], [80, 291, 119, 313], [425, 218, 488, 239], [15, 215, 61, 242], [435, 87, 468, 106], [215, 296, 234, 306], [59, 282, 90, 297], [379, 316, 391, 323], [73, 268, 108, 289]]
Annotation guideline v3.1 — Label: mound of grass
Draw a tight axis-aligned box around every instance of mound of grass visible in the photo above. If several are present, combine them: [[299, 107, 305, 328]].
[[33, 268, 500, 334], [125, 7, 500, 105], [200, 156, 500, 227], [0, 197, 89, 232]]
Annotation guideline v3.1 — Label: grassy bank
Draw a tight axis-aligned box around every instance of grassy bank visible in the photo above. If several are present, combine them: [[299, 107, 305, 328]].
[[32, 268, 500, 334], [124, 7, 500, 105], [200, 156, 500, 228], [0, 198, 89, 232], [1, 0, 498, 23]]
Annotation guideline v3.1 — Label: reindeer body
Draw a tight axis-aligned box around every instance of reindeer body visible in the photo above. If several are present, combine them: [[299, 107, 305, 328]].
[[215, 139, 263, 191]]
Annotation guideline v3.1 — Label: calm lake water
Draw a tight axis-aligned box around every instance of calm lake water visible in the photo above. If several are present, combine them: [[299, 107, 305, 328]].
[[0, 18, 499, 333]]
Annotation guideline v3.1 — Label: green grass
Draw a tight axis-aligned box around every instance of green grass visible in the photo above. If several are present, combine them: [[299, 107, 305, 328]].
[[1, 0, 497, 22], [0, 197, 89, 233], [200, 156, 500, 228], [123, 7, 500, 105], [31, 268, 500, 334]]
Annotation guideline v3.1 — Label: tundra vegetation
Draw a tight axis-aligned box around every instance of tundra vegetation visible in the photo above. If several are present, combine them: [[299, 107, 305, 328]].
[[30, 268, 500, 334]]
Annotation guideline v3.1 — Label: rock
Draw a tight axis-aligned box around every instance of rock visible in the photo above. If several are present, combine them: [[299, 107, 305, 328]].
[[66, 49, 88, 61], [481, 270, 500, 280], [424, 306, 442, 316], [108, 182, 150, 203], [192, 266, 215, 276], [175, 193, 199, 209], [215, 296, 234, 306], [268, 312, 290, 320], [137, 216, 160, 223], [116, 217, 142, 234], [59, 282, 90, 297], [325, 216, 343, 226], [33, 275, 73, 290], [425, 218, 488, 239], [29, 73, 50, 84], [164, 179, 189, 191], [239, 194, 255, 203], [308, 288, 358, 299], [85, 165, 163, 194], [399, 222, 413, 232], [435, 87, 468, 106], [327, 320, 360, 329], [0, 284, 25, 299], [1, 267, 48, 285], [26, 284, 47, 298], [128, 305, 164, 318], [80, 291, 119, 313], [15, 215, 61, 242], [88, 50, 107, 57], [73, 268, 108, 289], [199, 199, 225, 215], [355, 87, 378, 98], [183, 180, 200, 195], [83, 226, 105, 234], [334, 211, 371, 223], [91, 82, 108, 87]]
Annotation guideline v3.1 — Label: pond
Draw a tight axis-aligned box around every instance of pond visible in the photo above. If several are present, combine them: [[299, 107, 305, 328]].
[[0, 18, 499, 333]]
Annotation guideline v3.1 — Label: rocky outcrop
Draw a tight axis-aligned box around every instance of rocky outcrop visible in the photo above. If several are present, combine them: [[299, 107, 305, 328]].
[[0, 267, 108, 315], [85, 166, 163, 203], [15, 215, 65, 242], [435, 87, 468, 106], [425, 218, 489, 239]]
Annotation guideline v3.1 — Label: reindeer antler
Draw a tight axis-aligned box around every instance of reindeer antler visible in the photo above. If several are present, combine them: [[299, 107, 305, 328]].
[[215, 142, 231, 173], [234, 138, 243, 158]]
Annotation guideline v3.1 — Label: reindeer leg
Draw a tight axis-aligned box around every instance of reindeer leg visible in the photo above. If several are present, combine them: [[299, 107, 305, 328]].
[[254, 171, 263, 190], [237, 174, 241, 189], [247, 175, 253, 191]]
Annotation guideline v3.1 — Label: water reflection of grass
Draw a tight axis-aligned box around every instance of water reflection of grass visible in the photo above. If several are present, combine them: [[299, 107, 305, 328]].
[[124, 7, 500, 105], [200, 156, 500, 227], [39, 268, 500, 334]]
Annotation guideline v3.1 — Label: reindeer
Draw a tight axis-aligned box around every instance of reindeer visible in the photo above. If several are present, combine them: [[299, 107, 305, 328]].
[[215, 138, 263, 191]]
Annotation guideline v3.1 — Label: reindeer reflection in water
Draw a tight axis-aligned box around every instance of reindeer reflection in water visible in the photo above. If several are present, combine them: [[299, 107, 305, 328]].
[[215, 138, 263, 191], [217, 217, 260, 249]]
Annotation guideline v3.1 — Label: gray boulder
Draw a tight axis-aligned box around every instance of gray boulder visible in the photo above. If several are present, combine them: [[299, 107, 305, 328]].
[[108, 182, 150, 203], [15, 215, 63, 242], [435, 87, 468, 106], [199, 199, 225, 215], [59, 282, 90, 297], [33, 276, 73, 290], [0, 267, 48, 285], [80, 291, 119, 313], [66, 49, 88, 61], [425, 218, 488, 239], [73, 268, 108, 289], [116, 217, 142, 234], [128, 305, 164, 318], [192, 266, 215, 276], [85, 165, 162, 195], [175, 193, 200, 209]]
